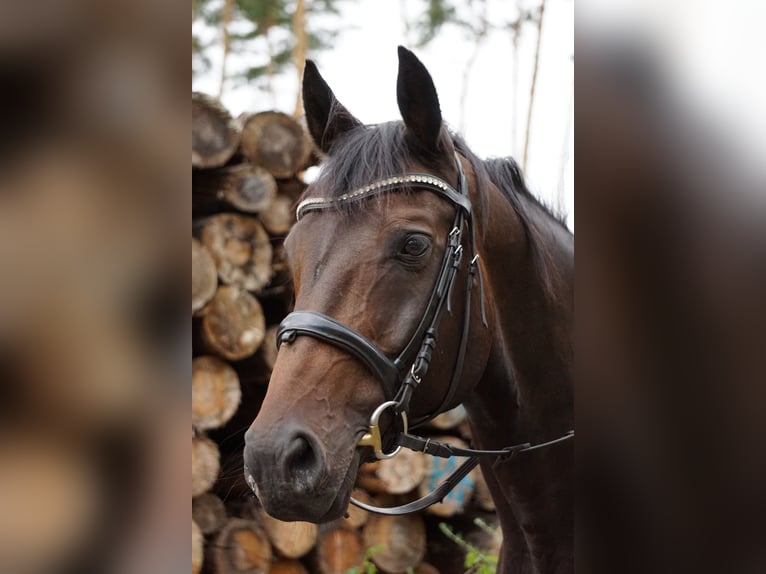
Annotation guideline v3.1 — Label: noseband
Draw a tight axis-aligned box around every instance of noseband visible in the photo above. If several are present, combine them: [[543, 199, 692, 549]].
[[275, 153, 573, 515]]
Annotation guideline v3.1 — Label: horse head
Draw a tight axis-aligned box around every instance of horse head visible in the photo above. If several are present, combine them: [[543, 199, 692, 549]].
[[243, 47, 493, 522]]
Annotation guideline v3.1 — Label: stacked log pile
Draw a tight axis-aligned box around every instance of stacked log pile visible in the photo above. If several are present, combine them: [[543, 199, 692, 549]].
[[191, 93, 499, 574]]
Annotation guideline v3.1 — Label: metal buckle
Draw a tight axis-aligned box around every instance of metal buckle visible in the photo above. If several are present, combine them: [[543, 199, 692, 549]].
[[358, 400, 409, 460]]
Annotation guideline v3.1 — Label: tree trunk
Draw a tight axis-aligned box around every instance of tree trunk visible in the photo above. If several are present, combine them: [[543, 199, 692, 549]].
[[192, 355, 241, 431], [522, 0, 546, 172], [363, 513, 426, 573], [192, 237, 218, 314], [192, 92, 241, 168], [292, 0, 307, 117], [211, 518, 273, 574], [200, 285, 266, 361], [218, 0, 235, 97], [200, 213, 274, 292], [240, 112, 312, 178], [193, 492, 228, 535], [192, 434, 221, 497]]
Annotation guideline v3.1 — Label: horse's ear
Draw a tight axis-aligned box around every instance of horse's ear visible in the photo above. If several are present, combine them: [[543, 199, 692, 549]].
[[302, 60, 361, 154], [396, 46, 443, 150]]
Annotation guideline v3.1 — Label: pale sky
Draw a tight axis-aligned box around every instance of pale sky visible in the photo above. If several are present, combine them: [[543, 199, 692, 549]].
[[194, 0, 574, 229]]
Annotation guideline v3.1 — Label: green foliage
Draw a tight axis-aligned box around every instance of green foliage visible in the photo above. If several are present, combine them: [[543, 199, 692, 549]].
[[345, 544, 383, 574], [439, 521, 499, 574]]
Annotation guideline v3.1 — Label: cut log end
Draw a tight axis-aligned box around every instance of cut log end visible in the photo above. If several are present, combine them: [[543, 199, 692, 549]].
[[192, 238, 218, 314], [192, 92, 241, 168], [200, 213, 273, 292], [240, 112, 312, 178], [192, 520, 203, 574], [192, 355, 242, 431], [212, 518, 272, 574], [363, 513, 426, 573], [201, 285, 266, 361], [192, 434, 221, 497], [261, 509, 318, 559], [315, 523, 364, 574], [192, 492, 228, 535]]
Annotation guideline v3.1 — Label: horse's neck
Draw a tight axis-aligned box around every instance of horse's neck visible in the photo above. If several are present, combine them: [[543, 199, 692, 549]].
[[468, 187, 574, 572], [476, 187, 574, 437]]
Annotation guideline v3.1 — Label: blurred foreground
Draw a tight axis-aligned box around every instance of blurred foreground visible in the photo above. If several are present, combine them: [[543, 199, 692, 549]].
[[577, 3, 766, 573], [0, 1, 188, 573]]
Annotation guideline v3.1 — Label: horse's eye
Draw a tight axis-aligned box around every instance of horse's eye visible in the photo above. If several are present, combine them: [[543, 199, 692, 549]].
[[401, 234, 431, 258]]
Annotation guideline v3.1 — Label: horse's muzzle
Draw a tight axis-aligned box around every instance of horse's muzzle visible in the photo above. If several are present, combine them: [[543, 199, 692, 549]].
[[243, 422, 340, 521]]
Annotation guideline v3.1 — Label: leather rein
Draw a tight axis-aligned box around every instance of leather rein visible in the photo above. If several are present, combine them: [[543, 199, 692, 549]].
[[276, 153, 574, 515]]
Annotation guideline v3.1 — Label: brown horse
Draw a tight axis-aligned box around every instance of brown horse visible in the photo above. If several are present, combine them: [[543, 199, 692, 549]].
[[244, 47, 574, 573]]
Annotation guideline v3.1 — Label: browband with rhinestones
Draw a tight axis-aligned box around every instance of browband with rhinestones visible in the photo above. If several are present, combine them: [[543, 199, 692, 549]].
[[295, 173, 472, 221]]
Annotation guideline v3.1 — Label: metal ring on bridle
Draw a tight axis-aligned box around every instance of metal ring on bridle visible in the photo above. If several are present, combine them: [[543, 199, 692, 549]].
[[357, 400, 409, 460]]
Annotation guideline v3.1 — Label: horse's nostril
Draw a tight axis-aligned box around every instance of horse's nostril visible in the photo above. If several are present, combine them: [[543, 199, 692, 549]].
[[284, 433, 322, 487]]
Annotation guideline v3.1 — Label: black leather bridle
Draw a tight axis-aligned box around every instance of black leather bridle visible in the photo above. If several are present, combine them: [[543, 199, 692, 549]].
[[276, 153, 573, 515]]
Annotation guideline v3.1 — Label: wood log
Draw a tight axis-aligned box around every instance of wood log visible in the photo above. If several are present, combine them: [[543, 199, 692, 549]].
[[240, 112, 312, 178], [260, 510, 318, 559], [221, 164, 278, 213], [200, 213, 273, 292], [211, 518, 272, 574], [192, 434, 221, 497], [315, 523, 364, 574], [192, 492, 228, 535], [427, 404, 467, 431], [356, 447, 426, 495], [413, 563, 440, 574], [417, 436, 476, 517], [258, 325, 280, 373], [258, 194, 295, 237], [363, 513, 426, 573], [342, 488, 372, 529], [193, 165, 278, 216], [192, 92, 240, 168], [201, 285, 266, 361], [269, 560, 309, 574], [192, 519, 203, 574], [192, 355, 241, 431], [277, 177, 307, 202], [192, 238, 218, 314]]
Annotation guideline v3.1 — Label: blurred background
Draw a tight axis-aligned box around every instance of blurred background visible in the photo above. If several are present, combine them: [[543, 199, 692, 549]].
[[192, 0, 574, 228]]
